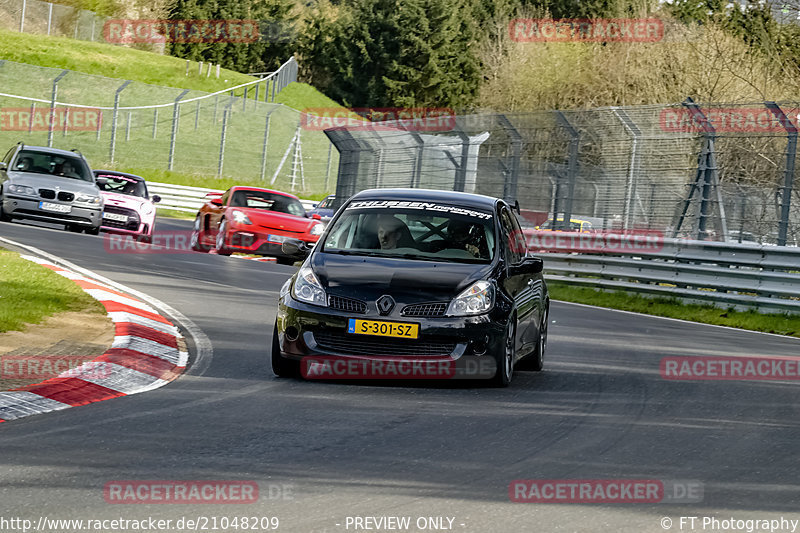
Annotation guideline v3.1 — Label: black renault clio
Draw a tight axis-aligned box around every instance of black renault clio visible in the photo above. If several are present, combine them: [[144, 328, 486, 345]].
[[272, 188, 549, 387]]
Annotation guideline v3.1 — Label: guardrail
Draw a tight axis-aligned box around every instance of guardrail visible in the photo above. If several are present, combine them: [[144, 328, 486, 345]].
[[530, 232, 800, 314], [148, 181, 317, 213]]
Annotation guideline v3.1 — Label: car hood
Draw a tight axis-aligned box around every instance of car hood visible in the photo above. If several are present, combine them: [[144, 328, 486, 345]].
[[101, 191, 149, 211], [237, 208, 316, 232], [9, 172, 100, 195], [310, 252, 493, 303]]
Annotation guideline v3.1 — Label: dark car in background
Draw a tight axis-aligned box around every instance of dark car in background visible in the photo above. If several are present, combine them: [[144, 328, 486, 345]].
[[0, 143, 103, 234], [305, 194, 337, 220], [272, 188, 549, 387]]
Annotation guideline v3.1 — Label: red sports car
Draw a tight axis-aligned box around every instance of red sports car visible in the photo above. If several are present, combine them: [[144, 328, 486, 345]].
[[190, 186, 324, 264]]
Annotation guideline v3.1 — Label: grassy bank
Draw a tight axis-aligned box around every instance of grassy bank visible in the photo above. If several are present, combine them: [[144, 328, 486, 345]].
[[0, 249, 105, 333], [547, 281, 800, 338]]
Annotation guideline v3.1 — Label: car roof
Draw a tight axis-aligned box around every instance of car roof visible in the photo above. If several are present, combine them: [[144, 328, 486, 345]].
[[230, 186, 299, 200], [351, 188, 500, 210], [93, 169, 145, 181], [17, 145, 85, 158]]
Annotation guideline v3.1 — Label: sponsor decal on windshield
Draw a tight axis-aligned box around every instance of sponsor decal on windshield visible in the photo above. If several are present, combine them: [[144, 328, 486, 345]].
[[347, 201, 492, 220]]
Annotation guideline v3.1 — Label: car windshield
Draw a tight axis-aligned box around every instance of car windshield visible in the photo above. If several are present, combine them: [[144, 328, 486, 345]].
[[321, 202, 496, 263], [13, 150, 92, 182], [96, 174, 147, 197], [231, 190, 305, 216]]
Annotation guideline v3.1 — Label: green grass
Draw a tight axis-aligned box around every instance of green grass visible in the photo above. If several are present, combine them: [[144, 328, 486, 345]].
[[547, 281, 800, 338], [0, 28, 257, 93], [0, 28, 347, 198], [0, 249, 105, 333]]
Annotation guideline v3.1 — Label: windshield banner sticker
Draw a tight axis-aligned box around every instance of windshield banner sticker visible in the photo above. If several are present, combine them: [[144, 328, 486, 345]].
[[347, 200, 493, 220]]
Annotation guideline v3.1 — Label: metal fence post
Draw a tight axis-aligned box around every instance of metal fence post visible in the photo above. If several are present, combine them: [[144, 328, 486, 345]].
[[168, 89, 190, 171], [47, 70, 68, 148], [47, 3, 53, 35], [28, 102, 35, 135], [554, 111, 579, 230], [194, 100, 200, 130], [260, 108, 277, 181], [152, 108, 158, 139], [765, 101, 796, 247], [125, 111, 132, 142], [612, 107, 642, 230], [497, 114, 522, 204], [20, 0, 26, 32], [109, 80, 132, 163], [217, 107, 230, 178], [325, 142, 333, 190]]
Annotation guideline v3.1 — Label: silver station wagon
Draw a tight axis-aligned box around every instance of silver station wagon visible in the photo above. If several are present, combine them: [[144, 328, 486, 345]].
[[0, 143, 103, 234]]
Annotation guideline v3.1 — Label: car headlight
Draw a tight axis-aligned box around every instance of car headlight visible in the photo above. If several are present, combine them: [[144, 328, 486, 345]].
[[7, 184, 35, 196], [232, 209, 252, 225], [292, 267, 326, 306], [76, 194, 101, 205], [309, 222, 323, 236], [446, 280, 494, 316]]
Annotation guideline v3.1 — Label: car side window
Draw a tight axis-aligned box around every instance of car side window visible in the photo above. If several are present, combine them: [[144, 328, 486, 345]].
[[500, 208, 525, 265]]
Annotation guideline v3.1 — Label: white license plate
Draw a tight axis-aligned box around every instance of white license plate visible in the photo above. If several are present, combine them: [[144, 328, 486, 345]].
[[39, 201, 71, 214], [103, 212, 128, 222]]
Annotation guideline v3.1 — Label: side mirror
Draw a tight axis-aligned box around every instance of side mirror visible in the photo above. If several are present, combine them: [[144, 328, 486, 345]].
[[152, 194, 161, 203], [210, 198, 223, 207], [510, 256, 543, 276], [0, 162, 7, 171], [524, 256, 543, 274], [95, 177, 107, 186], [281, 238, 310, 259], [312, 202, 319, 208], [312, 213, 322, 220]]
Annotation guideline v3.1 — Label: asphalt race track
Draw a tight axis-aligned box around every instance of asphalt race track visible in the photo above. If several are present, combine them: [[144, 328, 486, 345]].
[[1, 217, 799, 533]]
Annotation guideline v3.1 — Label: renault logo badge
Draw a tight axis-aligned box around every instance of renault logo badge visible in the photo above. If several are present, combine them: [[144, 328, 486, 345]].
[[376, 295, 395, 315]]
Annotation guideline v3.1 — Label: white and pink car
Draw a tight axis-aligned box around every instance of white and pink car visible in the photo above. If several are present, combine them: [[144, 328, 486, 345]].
[[93, 170, 160, 243]]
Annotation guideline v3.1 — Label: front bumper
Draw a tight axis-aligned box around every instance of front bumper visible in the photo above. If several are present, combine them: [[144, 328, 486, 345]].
[[276, 293, 506, 363], [3, 195, 101, 227], [226, 229, 316, 259]]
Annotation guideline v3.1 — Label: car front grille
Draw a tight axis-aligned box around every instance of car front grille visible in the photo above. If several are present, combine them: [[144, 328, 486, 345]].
[[328, 295, 367, 314], [57, 191, 74, 202], [313, 330, 457, 357], [402, 302, 448, 317], [39, 189, 55, 199], [102, 205, 140, 231]]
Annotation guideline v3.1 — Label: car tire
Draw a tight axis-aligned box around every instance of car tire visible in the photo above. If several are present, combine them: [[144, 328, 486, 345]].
[[517, 306, 547, 372], [271, 322, 299, 378], [190, 216, 210, 253], [86, 226, 100, 236], [490, 318, 515, 387], [138, 234, 152, 245], [215, 219, 232, 256], [66, 224, 82, 233], [0, 194, 11, 222]]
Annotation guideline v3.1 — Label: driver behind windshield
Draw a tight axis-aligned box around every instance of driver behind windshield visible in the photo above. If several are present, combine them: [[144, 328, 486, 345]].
[[377, 215, 405, 250], [443, 219, 489, 259]]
